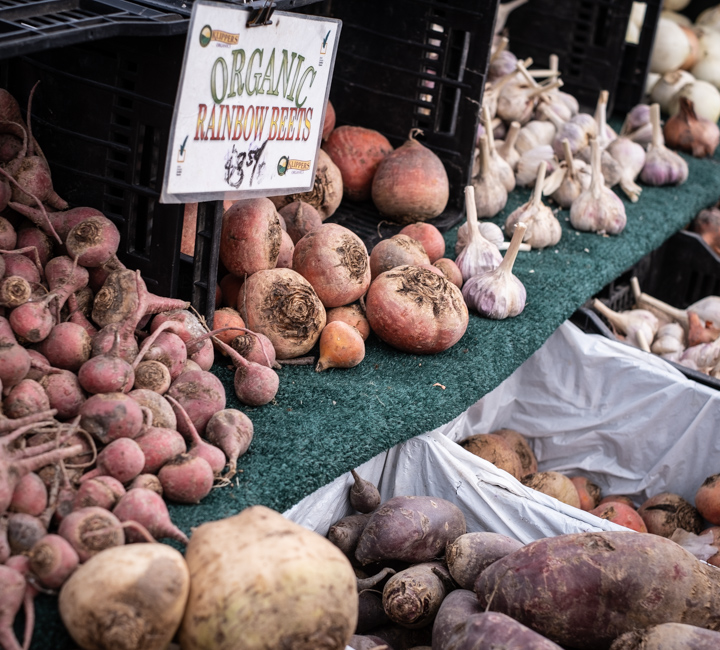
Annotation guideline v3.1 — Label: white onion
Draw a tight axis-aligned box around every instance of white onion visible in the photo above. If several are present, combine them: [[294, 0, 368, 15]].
[[697, 26, 720, 61], [660, 10, 692, 27], [697, 6, 720, 32], [669, 80, 720, 122], [650, 18, 691, 74], [645, 72, 661, 97], [649, 69, 694, 113], [691, 57, 720, 89]]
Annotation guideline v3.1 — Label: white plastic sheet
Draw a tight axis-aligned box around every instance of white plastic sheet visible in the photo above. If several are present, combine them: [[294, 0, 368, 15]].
[[286, 321, 720, 540]]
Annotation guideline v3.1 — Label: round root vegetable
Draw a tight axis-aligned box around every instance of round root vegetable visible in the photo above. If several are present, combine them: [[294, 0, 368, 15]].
[[600, 494, 636, 508], [293, 223, 371, 308], [38, 322, 92, 372], [9, 472, 47, 516], [79, 392, 144, 444], [369, 234, 429, 280], [366, 265, 468, 354], [17, 226, 52, 267], [492, 428, 538, 477], [81, 437, 145, 484], [610, 623, 720, 650], [637, 492, 703, 536], [326, 304, 370, 341], [133, 360, 172, 394], [158, 454, 214, 504], [323, 125, 393, 201], [279, 200, 323, 243], [316, 321, 365, 372], [271, 149, 344, 220], [349, 470, 381, 514], [322, 99, 335, 139], [446, 532, 524, 590], [521, 471, 582, 509], [205, 409, 254, 479], [7, 512, 46, 554], [65, 215, 120, 267], [327, 512, 372, 559], [0, 337, 31, 393], [238, 267, 326, 359], [179, 505, 358, 650], [59, 543, 189, 650], [571, 476, 602, 511], [220, 273, 244, 308], [432, 589, 484, 650], [382, 562, 453, 629], [166, 369, 226, 434], [475, 531, 720, 649], [590, 501, 648, 533], [2, 249, 41, 285], [371, 130, 449, 224], [444, 611, 563, 650], [212, 336, 279, 406], [3, 378, 50, 419], [211, 307, 245, 344], [135, 426, 186, 474], [10, 203, 104, 242], [91, 269, 140, 328], [460, 433, 524, 480], [696, 473, 720, 525], [141, 330, 187, 381], [8, 293, 56, 342], [355, 495, 466, 565], [167, 395, 226, 474], [129, 474, 163, 495], [40, 370, 86, 420], [129, 389, 176, 430], [276, 229, 295, 269], [28, 534, 79, 589], [230, 328, 279, 368], [349, 634, 390, 650], [113, 487, 189, 544], [219, 197, 282, 276], [398, 222, 446, 263], [356, 591, 391, 635], [57, 506, 125, 562], [73, 476, 126, 511], [79, 331, 135, 394], [0, 275, 31, 307], [0, 215, 16, 249], [0, 565, 25, 650]]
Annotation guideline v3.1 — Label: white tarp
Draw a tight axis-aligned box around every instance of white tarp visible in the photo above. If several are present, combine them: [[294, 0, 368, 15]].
[[286, 321, 720, 540]]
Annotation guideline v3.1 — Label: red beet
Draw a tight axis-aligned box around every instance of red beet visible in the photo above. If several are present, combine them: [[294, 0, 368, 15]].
[[78, 331, 134, 394], [0, 275, 31, 309], [7, 512, 46, 554], [1, 249, 40, 284], [73, 476, 126, 511], [8, 292, 55, 343], [65, 292, 97, 336], [166, 396, 226, 474], [80, 437, 145, 484], [205, 409, 254, 478], [113, 487, 189, 544], [39, 370, 87, 420], [128, 389, 177, 430], [65, 215, 120, 267], [3, 378, 50, 419], [128, 474, 163, 495], [39, 322, 92, 372], [9, 203, 103, 242], [399, 222, 446, 263], [0, 565, 26, 650], [229, 328, 279, 368], [0, 335, 31, 394], [0, 216, 16, 250], [133, 360, 172, 394], [134, 426, 187, 474], [79, 392, 144, 444], [57, 506, 125, 562], [166, 369, 226, 434], [158, 454, 214, 504], [278, 200, 323, 244], [212, 337, 279, 407], [0, 517, 9, 563], [190, 338, 215, 371], [16, 226, 53, 268], [28, 533, 80, 589], [8, 472, 47, 516]]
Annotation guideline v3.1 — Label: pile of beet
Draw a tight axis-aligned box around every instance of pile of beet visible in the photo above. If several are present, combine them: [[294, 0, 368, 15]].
[[0, 86, 257, 649]]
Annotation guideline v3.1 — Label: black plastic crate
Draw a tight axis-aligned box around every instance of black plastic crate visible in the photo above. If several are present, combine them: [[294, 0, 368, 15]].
[[505, 0, 661, 115], [302, 0, 497, 249], [570, 229, 720, 390]]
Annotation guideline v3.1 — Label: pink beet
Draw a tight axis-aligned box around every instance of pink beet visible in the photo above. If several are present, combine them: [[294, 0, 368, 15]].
[[17, 226, 53, 268], [78, 331, 134, 394], [73, 476, 126, 511], [229, 328, 279, 368], [190, 338, 215, 371], [0, 564, 26, 650], [8, 292, 56, 343], [113, 487, 189, 544], [158, 454, 213, 504], [57, 506, 125, 562], [39, 370, 87, 420], [3, 553, 36, 650], [132, 319, 188, 384], [64, 215, 120, 268], [6, 512, 46, 554], [79, 392, 144, 444], [0, 335, 31, 395], [28, 533, 79, 589], [24, 349, 52, 381], [8, 472, 47, 516], [1, 248, 41, 284], [134, 426, 186, 474], [166, 369, 226, 434], [3, 378, 50, 419], [166, 395, 226, 474], [206, 409, 254, 478], [128, 474, 163, 495], [65, 292, 98, 337], [150, 309, 206, 351], [39, 322, 92, 372], [80, 437, 145, 484], [0, 215, 16, 249], [213, 336, 279, 407], [9, 203, 103, 242], [0, 516, 10, 563]]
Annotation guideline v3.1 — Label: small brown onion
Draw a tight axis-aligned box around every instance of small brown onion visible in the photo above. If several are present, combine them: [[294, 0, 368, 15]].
[[664, 97, 720, 158]]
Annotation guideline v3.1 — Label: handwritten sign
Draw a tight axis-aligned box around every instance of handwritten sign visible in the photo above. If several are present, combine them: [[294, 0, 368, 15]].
[[161, 0, 341, 204]]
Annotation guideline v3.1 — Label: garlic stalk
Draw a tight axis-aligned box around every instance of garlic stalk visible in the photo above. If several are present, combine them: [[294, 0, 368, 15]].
[[592, 90, 617, 150], [542, 104, 590, 158], [462, 222, 528, 319], [472, 134, 508, 217], [570, 139, 627, 235], [497, 71, 563, 125], [515, 144, 558, 187], [455, 185, 503, 282], [606, 136, 646, 202], [495, 121, 521, 171], [592, 299, 659, 352], [543, 139, 591, 209], [515, 119, 557, 155], [482, 66, 523, 120], [494, 0, 528, 36], [639, 103, 689, 186], [636, 291, 720, 331], [504, 161, 562, 249], [575, 91, 622, 187], [620, 104, 651, 137], [483, 106, 515, 192]]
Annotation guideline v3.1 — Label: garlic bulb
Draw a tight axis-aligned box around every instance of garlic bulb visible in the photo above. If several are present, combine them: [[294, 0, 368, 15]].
[[606, 136, 646, 202], [543, 139, 591, 209], [495, 121, 521, 171], [496, 79, 538, 125], [652, 322, 686, 356], [638, 291, 720, 331], [639, 103, 689, 186], [483, 106, 515, 192], [515, 145, 558, 187], [472, 134, 508, 217], [505, 161, 561, 249], [680, 337, 720, 369], [455, 185, 503, 282], [482, 69, 521, 120], [455, 220, 505, 256], [620, 105, 651, 140], [593, 90, 617, 149], [576, 147, 623, 188], [488, 44, 518, 83], [537, 94, 573, 122], [515, 119, 557, 155], [650, 69, 694, 114], [462, 222, 528, 319], [570, 139, 627, 236], [543, 106, 593, 158], [592, 299, 659, 352]]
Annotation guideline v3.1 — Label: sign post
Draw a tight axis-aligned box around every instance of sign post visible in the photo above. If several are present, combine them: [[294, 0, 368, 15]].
[[161, 0, 341, 204]]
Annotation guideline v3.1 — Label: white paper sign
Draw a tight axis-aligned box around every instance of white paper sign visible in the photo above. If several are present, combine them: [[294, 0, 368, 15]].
[[161, 0, 341, 204]]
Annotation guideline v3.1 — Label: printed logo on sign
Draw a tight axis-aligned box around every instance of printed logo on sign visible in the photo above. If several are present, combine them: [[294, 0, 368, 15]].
[[277, 157, 310, 175], [199, 25, 240, 47], [177, 135, 188, 163], [277, 156, 289, 176], [320, 30, 331, 54]]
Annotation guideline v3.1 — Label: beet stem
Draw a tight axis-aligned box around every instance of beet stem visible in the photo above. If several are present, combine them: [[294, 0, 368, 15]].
[[0, 167, 61, 244]]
